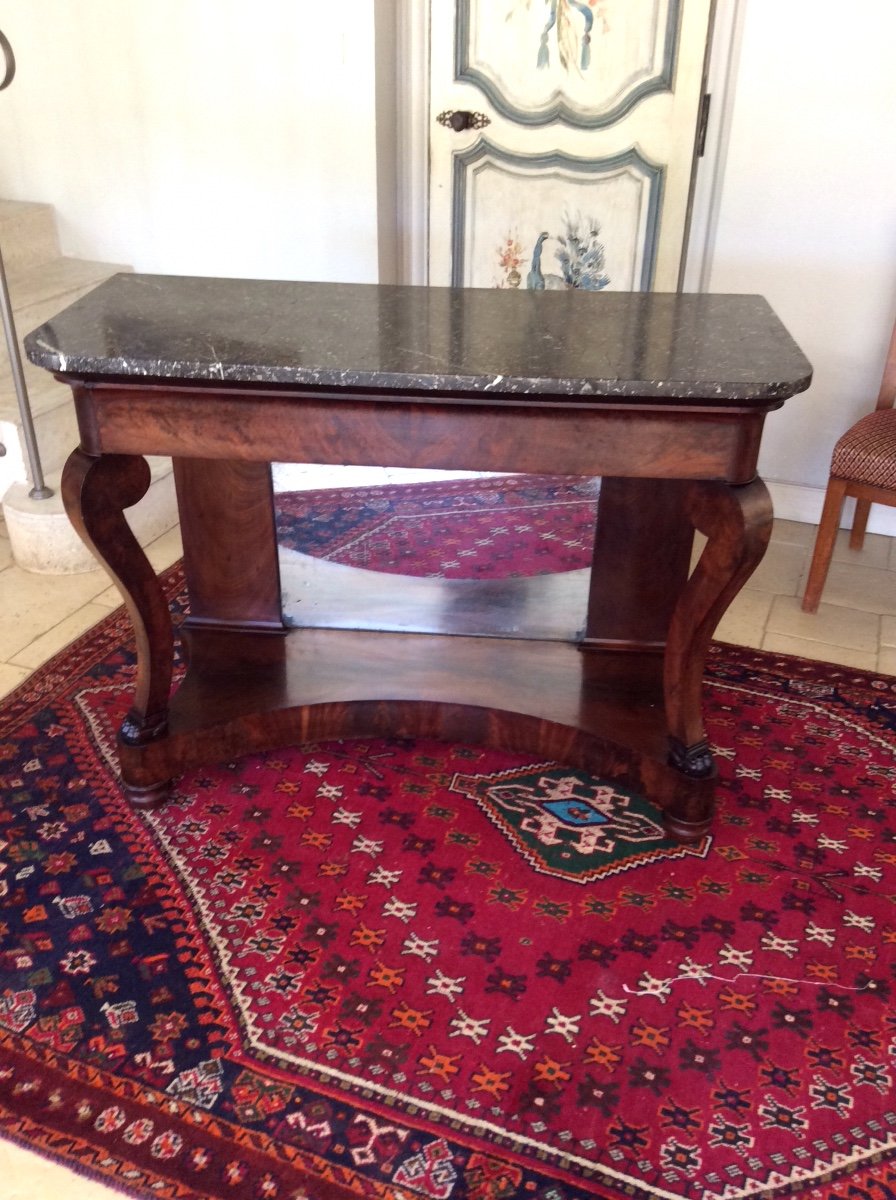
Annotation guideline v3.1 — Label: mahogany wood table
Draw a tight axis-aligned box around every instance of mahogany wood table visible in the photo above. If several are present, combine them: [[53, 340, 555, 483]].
[[26, 275, 811, 842]]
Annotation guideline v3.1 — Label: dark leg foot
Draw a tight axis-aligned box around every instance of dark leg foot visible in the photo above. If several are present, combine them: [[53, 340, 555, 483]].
[[663, 806, 713, 844], [668, 735, 715, 779], [121, 778, 173, 809], [664, 737, 716, 842]]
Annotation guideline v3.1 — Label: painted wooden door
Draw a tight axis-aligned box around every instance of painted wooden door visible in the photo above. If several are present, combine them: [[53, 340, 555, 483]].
[[428, 0, 713, 292]]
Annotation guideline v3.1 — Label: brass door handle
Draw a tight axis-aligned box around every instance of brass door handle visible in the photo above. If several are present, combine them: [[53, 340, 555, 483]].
[[436, 110, 490, 133]]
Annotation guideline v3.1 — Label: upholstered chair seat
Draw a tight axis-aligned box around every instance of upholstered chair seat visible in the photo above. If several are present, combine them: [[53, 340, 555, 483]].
[[830, 409, 896, 488]]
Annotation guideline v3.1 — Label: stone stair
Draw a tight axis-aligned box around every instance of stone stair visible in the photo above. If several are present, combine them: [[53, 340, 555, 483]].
[[0, 198, 177, 572]]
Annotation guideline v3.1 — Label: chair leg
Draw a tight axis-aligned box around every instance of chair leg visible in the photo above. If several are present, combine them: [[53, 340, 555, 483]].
[[802, 477, 849, 613], [850, 498, 872, 549]]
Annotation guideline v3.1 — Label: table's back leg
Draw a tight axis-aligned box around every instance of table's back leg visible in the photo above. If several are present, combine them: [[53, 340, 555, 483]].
[[663, 477, 773, 837], [61, 449, 174, 805], [173, 458, 284, 634], [583, 477, 694, 649]]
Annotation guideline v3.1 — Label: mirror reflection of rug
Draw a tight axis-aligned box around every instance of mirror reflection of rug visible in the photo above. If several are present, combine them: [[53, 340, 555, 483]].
[[274, 474, 600, 578], [2, 476, 896, 1200]]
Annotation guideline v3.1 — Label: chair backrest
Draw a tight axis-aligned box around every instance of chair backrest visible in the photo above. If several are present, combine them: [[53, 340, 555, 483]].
[[875, 312, 896, 411]]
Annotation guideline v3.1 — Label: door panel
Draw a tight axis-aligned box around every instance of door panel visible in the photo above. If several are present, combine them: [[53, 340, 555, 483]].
[[456, 0, 681, 128], [452, 142, 661, 291], [429, 0, 713, 292]]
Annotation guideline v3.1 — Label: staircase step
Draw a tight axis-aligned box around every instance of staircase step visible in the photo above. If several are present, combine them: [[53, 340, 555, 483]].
[[0, 365, 69, 421], [0, 384, 78, 488], [5, 256, 130, 320], [0, 198, 61, 273], [1, 259, 131, 488], [0, 354, 72, 432], [2, 457, 177, 574], [2, 259, 131, 398], [0, 197, 147, 572]]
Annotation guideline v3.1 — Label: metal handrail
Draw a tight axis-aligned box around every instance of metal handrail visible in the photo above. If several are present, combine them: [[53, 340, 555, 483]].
[[0, 27, 52, 498], [0, 29, 14, 90]]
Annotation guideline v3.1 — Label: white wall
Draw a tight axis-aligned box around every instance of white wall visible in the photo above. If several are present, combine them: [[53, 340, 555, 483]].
[[0, 1, 379, 283], [705, 0, 896, 527], [3, 1, 896, 522]]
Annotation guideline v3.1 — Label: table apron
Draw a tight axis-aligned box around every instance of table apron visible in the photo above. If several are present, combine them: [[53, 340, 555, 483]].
[[72, 386, 768, 483]]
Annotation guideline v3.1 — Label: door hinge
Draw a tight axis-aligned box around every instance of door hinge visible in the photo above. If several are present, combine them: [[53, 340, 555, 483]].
[[697, 92, 712, 157]]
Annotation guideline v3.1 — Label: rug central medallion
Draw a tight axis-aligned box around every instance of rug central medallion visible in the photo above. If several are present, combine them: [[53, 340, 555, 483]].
[[450, 765, 709, 882]]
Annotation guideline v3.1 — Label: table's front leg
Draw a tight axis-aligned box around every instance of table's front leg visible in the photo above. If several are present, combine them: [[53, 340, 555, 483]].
[[61, 449, 174, 805], [663, 477, 773, 838]]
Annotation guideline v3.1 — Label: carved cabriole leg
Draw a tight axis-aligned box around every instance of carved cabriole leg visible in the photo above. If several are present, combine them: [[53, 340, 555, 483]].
[[662, 477, 773, 840], [61, 449, 174, 807]]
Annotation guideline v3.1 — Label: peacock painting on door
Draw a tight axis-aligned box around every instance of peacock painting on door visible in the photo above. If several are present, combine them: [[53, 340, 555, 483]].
[[428, 0, 713, 292], [496, 214, 611, 291]]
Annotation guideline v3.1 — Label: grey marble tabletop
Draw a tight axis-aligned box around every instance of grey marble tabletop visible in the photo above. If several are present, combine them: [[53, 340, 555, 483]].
[[25, 273, 812, 405]]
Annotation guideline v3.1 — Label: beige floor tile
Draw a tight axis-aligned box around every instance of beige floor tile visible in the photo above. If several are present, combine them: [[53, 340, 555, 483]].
[[0, 564, 112, 659], [771, 518, 816, 549], [0, 533, 13, 572], [144, 523, 183, 572], [691, 519, 804, 568], [745, 541, 806, 595], [93, 580, 124, 607], [9, 602, 111, 670], [714, 587, 773, 649], [803, 559, 896, 615], [761, 631, 879, 671], [830, 528, 892, 568], [881, 616, 896, 647], [877, 647, 896, 676], [0, 1137, 121, 1198], [692, 530, 806, 590], [0, 660, 30, 699], [767, 594, 879, 651], [689, 533, 706, 572]]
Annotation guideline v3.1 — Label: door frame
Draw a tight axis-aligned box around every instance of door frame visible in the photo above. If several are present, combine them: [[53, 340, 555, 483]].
[[377, 0, 745, 291]]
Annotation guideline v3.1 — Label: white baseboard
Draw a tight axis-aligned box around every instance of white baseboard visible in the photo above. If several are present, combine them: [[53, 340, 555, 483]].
[[767, 480, 896, 538]]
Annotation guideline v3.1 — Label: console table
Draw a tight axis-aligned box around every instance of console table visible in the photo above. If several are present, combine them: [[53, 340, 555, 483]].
[[26, 275, 811, 842]]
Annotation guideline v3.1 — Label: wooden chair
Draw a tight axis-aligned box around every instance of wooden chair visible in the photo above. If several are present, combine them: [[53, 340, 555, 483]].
[[802, 315, 896, 612]]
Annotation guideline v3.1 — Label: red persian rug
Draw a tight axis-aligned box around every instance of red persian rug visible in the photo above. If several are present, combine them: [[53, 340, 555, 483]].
[[2, 476, 896, 1200], [274, 473, 601, 577]]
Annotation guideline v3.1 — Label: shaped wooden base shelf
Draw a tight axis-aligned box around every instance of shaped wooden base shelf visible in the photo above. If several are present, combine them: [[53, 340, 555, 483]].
[[118, 624, 714, 843]]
